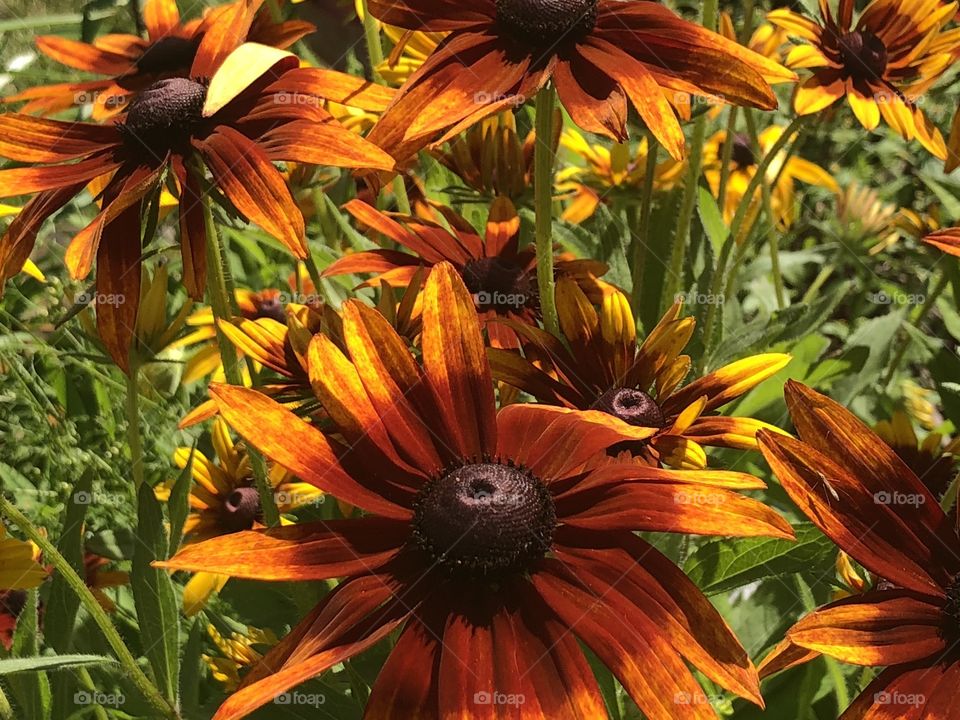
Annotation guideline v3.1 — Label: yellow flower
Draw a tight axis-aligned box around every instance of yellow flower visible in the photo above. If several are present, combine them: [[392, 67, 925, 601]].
[[489, 283, 791, 469], [160, 418, 323, 615], [769, 0, 959, 159], [203, 624, 277, 692], [557, 127, 684, 224], [703, 125, 838, 241], [0, 526, 45, 590]]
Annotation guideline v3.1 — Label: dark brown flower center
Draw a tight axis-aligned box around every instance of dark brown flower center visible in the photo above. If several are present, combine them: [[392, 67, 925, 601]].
[[412, 461, 555, 577], [0, 590, 27, 619], [495, 0, 598, 47], [118, 77, 207, 155], [218, 486, 261, 533], [595, 387, 665, 428], [838, 30, 887, 80], [134, 36, 201, 76], [253, 296, 287, 323], [462, 257, 536, 313], [728, 133, 756, 169]]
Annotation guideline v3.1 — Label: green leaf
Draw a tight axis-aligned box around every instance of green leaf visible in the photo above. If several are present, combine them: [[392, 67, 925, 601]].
[[684, 522, 836, 595], [0, 656, 117, 675], [46, 469, 93, 720], [696, 185, 729, 255], [131, 484, 180, 706]]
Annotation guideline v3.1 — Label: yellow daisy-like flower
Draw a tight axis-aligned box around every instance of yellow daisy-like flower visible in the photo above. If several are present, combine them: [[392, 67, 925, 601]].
[[557, 126, 684, 224], [203, 624, 278, 692], [161, 417, 323, 615], [489, 281, 791, 469], [173, 289, 293, 385], [703, 125, 838, 240], [769, 0, 960, 159], [874, 410, 959, 500], [0, 526, 45, 590]]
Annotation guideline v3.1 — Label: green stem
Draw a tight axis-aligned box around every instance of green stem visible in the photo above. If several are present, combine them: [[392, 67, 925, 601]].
[[662, 0, 717, 312], [202, 200, 282, 528], [801, 260, 836, 305], [125, 361, 144, 492], [716, 107, 739, 208], [0, 498, 178, 719], [534, 84, 561, 338], [630, 135, 659, 318], [744, 108, 786, 308], [884, 270, 949, 383]]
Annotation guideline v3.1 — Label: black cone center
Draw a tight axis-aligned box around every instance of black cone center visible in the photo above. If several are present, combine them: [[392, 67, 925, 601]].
[[118, 77, 207, 154], [595, 387, 665, 428], [495, 0, 598, 47], [838, 30, 887, 79], [253, 296, 287, 323], [412, 462, 555, 577], [219, 486, 261, 533], [462, 257, 535, 313]]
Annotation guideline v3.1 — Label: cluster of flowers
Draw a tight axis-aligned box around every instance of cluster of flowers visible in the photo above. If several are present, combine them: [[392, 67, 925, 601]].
[[1, 0, 959, 718]]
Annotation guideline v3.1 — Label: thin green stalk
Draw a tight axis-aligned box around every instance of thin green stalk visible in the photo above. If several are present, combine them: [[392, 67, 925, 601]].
[[884, 270, 949, 383], [801, 260, 836, 305], [744, 108, 785, 308], [202, 200, 281, 528], [716, 106, 739, 208], [0, 498, 178, 719], [125, 360, 144, 492], [662, 0, 718, 311], [630, 136, 659, 317], [534, 84, 561, 338]]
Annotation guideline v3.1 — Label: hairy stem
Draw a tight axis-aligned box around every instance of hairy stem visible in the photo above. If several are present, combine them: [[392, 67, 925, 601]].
[[534, 84, 561, 338]]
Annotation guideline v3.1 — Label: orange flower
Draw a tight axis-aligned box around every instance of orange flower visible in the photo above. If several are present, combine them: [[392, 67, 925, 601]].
[[366, 0, 794, 162], [758, 381, 960, 717], [324, 196, 608, 348], [159, 263, 792, 720], [769, 0, 959, 159], [3, 0, 314, 119], [489, 283, 790, 468], [0, 39, 395, 369]]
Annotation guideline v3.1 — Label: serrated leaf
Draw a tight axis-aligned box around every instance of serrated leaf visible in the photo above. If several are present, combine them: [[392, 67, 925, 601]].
[[684, 522, 835, 595], [131, 484, 180, 706]]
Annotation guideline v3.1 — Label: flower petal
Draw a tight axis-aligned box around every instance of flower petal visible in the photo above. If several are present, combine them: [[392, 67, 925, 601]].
[[209, 384, 412, 519]]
